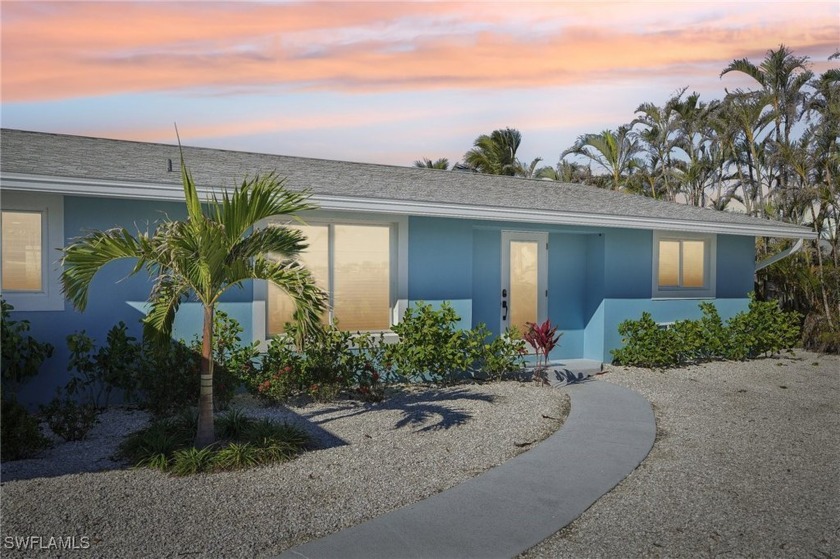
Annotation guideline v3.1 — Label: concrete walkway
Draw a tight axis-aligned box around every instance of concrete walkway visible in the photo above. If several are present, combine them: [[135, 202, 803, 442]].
[[277, 380, 655, 559]]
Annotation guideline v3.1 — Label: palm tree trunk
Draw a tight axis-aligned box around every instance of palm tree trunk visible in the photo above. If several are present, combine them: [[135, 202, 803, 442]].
[[195, 304, 215, 448]]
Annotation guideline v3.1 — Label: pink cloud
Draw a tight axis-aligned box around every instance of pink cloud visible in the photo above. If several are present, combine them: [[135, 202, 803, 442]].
[[1, 2, 836, 102]]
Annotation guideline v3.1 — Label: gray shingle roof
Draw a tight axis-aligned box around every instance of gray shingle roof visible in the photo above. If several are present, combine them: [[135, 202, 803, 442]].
[[0, 128, 814, 238]]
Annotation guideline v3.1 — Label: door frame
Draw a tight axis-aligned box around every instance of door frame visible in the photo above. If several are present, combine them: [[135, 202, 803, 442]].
[[500, 231, 548, 333]]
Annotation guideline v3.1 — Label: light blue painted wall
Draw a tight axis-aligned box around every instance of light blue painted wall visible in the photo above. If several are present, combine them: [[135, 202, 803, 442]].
[[547, 233, 587, 359], [9, 200, 759, 405], [583, 234, 606, 360], [472, 228, 501, 335], [716, 235, 756, 297], [11, 196, 254, 406], [408, 217, 473, 302]]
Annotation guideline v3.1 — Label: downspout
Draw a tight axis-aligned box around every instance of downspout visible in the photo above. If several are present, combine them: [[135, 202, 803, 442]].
[[755, 238, 804, 272]]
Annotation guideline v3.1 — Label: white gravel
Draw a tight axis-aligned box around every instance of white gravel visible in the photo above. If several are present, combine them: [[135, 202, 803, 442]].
[[0, 382, 568, 558], [524, 350, 840, 559]]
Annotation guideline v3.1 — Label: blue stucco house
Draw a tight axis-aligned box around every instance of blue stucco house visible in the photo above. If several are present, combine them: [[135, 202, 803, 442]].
[[0, 129, 815, 403]]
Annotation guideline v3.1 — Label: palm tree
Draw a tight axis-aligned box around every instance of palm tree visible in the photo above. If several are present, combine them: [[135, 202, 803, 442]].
[[632, 88, 685, 200], [514, 157, 543, 178], [722, 45, 813, 150], [463, 128, 522, 175], [61, 144, 327, 448], [561, 125, 642, 190], [414, 157, 450, 170]]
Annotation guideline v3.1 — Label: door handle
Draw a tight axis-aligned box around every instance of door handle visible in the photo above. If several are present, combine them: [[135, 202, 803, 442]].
[[501, 301, 508, 321]]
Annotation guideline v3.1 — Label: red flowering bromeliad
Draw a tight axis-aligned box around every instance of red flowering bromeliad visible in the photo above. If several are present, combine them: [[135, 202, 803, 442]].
[[524, 319, 563, 385]]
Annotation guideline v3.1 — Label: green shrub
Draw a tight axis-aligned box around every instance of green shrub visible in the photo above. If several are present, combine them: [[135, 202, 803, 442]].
[[385, 301, 474, 384], [1, 299, 54, 394], [611, 312, 682, 368], [469, 325, 526, 381], [1, 398, 50, 461], [40, 395, 99, 441], [725, 295, 801, 360], [242, 323, 392, 403], [611, 295, 801, 368], [65, 322, 142, 408], [137, 311, 249, 416]]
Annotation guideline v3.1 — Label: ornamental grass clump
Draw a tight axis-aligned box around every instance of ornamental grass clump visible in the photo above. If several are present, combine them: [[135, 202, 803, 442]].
[[118, 408, 309, 476]]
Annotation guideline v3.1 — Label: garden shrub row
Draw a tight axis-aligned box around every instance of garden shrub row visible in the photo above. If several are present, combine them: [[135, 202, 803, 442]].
[[611, 295, 801, 368]]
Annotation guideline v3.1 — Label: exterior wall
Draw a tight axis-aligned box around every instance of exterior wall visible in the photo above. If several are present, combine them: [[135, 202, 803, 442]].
[[597, 232, 754, 361], [406, 217, 755, 364], [6, 195, 253, 406], [4, 194, 758, 405]]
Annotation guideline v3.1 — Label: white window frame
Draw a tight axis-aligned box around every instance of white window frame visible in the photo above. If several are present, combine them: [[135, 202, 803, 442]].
[[253, 211, 408, 344], [0, 191, 65, 311], [652, 231, 716, 299]]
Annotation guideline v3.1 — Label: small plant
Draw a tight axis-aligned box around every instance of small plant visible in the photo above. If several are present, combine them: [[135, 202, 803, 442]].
[[118, 412, 309, 475], [1, 397, 51, 461], [170, 446, 217, 476], [40, 395, 99, 441], [65, 323, 143, 408], [524, 320, 562, 384], [1, 299, 54, 394], [467, 324, 526, 381], [216, 408, 255, 440]]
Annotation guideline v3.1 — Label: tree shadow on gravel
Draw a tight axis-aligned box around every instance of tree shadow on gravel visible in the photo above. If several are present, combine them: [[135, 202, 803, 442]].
[[0, 389, 495, 481], [297, 387, 496, 433]]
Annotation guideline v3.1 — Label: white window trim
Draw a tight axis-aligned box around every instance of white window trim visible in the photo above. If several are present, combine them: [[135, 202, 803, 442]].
[[652, 231, 716, 299], [252, 211, 408, 345], [0, 191, 65, 311]]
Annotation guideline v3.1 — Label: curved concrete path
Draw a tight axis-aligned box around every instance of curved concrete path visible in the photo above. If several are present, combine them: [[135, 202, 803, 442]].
[[278, 380, 655, 559]]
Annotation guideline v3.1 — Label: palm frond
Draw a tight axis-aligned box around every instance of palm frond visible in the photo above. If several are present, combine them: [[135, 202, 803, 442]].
[[61, 227, 147, 311], [227, 225, 307, 264], [251, 257, 328, 349], [213, 174, 315, 243]]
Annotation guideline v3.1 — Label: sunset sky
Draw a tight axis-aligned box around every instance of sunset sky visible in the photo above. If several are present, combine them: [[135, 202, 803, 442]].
[[1, 1, 838, 168]]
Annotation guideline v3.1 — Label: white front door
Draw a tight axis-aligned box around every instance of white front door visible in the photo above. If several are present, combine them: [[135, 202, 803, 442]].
[[501, 231, 548, 334]]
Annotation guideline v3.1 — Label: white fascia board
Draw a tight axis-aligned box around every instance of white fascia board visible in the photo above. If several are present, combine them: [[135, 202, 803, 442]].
[[313, 195, 817, 240], [2, 172, 817, 240]]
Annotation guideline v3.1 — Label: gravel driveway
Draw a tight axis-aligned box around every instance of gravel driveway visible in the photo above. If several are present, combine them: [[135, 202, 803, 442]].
[[525, 350, 840, 558], [2, 351, 837, 558], [0, 382, 568, 558]]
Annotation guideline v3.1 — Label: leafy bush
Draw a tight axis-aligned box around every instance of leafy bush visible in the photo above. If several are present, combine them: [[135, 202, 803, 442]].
[[725, 295, 801, 360], [242, 322, 392, 403], [40, 395, 99, 441], [1, 397, 50, 461], [65, 322, 142, 408], [611, 295, 801, 368], [118, 411, 309, 475], [473, 325, 527, 381], [611, 312, 682, 368], [385, 302, 475, 384], [1, 299, 54, 393]]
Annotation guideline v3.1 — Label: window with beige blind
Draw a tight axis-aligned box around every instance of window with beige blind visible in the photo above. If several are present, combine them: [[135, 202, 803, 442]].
[[652, 232, 716, 298], [267, 222, 392, 334], [0, 192, 64, 311]]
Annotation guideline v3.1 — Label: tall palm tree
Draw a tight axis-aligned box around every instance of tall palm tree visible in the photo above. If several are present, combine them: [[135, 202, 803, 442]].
[[463, 128, 522, 175], [61, 145, 327, 448], [722, 45, 813, 150], [561, 125, 642, 190], [515, 157, 543, 178], [632, 88, 685, 200], [414, 157, 450, 170]]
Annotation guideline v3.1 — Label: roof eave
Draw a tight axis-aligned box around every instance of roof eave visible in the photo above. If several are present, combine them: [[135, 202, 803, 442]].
[[1, 172, 817, 240]]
